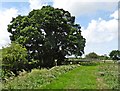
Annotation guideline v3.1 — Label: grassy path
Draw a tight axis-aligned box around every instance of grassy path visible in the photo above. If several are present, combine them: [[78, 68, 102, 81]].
[[3, 62, 118, 89], [41, 65, 97, 89]]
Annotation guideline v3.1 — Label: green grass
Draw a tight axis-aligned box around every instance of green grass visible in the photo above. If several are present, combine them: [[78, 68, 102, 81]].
[[2, 61, 119, 89], [2, 65, 79, 89], [40, 62, 119, 89], [41, 65, 98, 89]]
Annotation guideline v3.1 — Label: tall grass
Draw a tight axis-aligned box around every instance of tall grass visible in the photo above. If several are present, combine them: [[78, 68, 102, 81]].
[[2, 64, 80, 89], [98, 62, 119, 89]]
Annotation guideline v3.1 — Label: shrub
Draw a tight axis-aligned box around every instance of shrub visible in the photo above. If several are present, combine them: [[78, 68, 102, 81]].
[[2, 42, 28, 77]]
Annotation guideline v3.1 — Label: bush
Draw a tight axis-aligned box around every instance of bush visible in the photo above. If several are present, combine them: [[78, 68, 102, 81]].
[[2, 42, 28, 77]]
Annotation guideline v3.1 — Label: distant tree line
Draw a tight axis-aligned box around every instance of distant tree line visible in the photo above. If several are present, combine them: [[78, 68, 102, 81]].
[[85, 50, 120, 60]]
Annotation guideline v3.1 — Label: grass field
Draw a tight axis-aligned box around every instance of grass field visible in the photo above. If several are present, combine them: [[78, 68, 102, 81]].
[[2, 61, 119, 89], [41, 65, 97, 89]]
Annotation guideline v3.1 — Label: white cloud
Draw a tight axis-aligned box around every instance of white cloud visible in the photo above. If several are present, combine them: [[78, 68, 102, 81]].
[[1, 0, 28, 2], [110, 10, 118, 19], [82, 18, 118, 43], [29, 0, 48, 10], [61, 0, 119, 2], [53, 0, 118, 16], [0, 8, 18, 48], [28, 0, 118, 17], [81, 10, 118, 55]]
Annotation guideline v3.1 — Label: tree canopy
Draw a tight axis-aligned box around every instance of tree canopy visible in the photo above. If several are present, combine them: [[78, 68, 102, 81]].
[[85, 52, 98, 59], [7, 6, 86, 67], [109, 50, 120, 60]]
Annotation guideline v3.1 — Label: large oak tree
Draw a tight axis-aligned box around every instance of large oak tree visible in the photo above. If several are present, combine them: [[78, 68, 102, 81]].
[[8, 6, 86, 67]]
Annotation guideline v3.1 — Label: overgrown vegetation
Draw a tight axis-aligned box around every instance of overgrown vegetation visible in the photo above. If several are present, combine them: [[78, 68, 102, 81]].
[[2, 65, 80, 89], [2, 43, 29, 78], [98, 62, 119, 89], [2, 62, 118, 89]]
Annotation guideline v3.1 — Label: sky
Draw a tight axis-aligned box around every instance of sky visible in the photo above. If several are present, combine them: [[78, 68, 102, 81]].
[[0, 0, 119, 56]]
